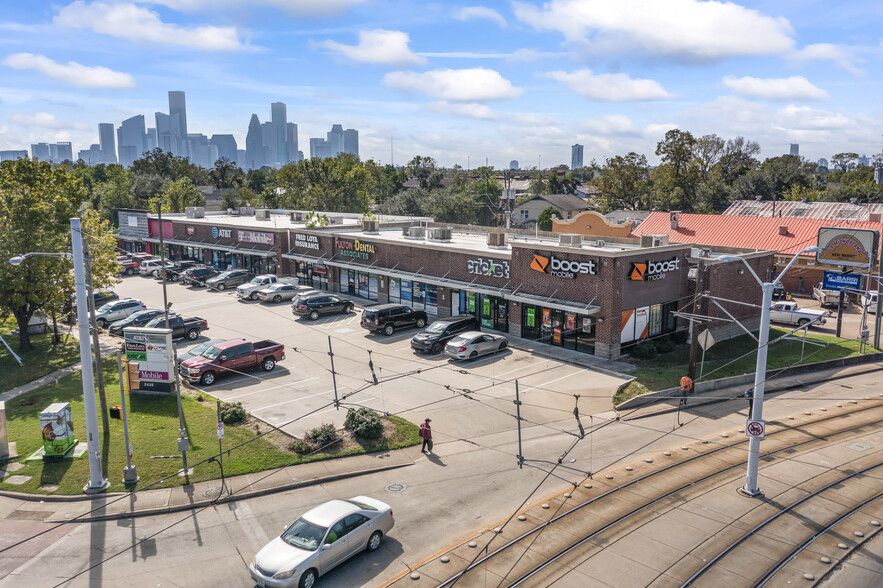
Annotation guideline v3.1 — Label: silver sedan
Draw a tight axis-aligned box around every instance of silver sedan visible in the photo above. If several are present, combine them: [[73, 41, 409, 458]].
[[444, 330, 509, 360], [256, 283, 300, 303], [249, 496, 394, 588]]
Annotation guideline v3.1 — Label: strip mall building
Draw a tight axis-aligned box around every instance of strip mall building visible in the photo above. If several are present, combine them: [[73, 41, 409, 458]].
[[118, 208, 773, 360]]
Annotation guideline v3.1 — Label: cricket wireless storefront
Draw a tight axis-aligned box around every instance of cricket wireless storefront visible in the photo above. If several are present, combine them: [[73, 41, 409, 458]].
[[284, 228, 690, 359]]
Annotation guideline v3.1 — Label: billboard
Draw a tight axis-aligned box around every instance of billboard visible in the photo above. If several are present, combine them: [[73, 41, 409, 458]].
[[123, 327, 175, 394], [817, 228, 878, 268]]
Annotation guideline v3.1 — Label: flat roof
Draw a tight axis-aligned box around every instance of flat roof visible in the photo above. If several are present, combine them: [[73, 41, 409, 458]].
[[149, 211, 431, 231]]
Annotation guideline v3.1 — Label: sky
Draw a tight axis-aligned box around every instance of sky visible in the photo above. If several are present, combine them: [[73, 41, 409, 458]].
[[1, 0, 881, 169]]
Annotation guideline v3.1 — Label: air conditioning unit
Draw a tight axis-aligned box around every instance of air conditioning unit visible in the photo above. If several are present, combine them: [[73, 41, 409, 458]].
[[594, 239, 606, 247], [255, 209, 271, 221], [640, 234, 669, 247], [405, 227, 426, 239], [487, 232, 507, 248], [362, 220, 379, 233], [185, 207, 206, 219], [700, 248, 712, 257], [427, 227, 452, 241], [558, 234, 582, 247], [290, 212, 304, 222]]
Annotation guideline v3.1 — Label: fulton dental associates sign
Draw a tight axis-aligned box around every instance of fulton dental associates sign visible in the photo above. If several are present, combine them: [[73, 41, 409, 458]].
[[336, 237, 376, 259], [238, 230, 275, 246], [467, 257, 510, 278]]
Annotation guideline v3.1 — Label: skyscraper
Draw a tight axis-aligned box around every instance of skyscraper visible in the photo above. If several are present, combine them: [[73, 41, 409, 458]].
[[789, 143, 799, 157], [270, 102, 288, 166], [261, 122, 278, 168], [168, 91, 188, 156], [146, 127, 158, 152], [327, 124, 343, 156], [286, 122, 298, 164], [117, 114, 146, 167], [98, 123, 117, 163], [30, 143, 50, 161], [509, 160, 519, 170], [310, 137, 332, 160], [571, 144, 584, 170], [56, 142, 73, 163], [210, 134, 238, 164], [245, 114, 266, 170], [343, 129, 359, 156]]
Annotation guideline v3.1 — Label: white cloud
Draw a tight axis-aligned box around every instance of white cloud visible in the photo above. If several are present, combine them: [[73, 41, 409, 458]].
[[722, 75, 828, 100], [144, 0, 365, 17], [513, 0, 794, 59], [454, 6, 507, 28], [427, 101, 499, 120], [778, 105, 851, 130], [318, 29, 425, 66], [2, 53, 136, 89], [54, 2, 242, 51], [789, 43, 863, 75], [419, 52, 510, 59], [383, 68, 523, 101], [543, 68, 672, 101], [8, 112, 88, 131], [579, 114, 640, 136], [505, 48, 565, 63]]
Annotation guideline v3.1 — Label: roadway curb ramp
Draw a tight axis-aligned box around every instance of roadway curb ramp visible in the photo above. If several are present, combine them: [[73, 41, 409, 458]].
[[614, 353, 883, 413]]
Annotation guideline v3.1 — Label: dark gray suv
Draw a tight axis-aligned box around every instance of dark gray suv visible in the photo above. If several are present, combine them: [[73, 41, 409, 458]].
[[410, 315, 480, 354], [361, 304, 428, 336], [205, 269, 252, 291]]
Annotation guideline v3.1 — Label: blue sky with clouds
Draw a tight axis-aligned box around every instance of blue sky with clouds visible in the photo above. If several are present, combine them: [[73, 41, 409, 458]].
[[1, 0, 881, 169]]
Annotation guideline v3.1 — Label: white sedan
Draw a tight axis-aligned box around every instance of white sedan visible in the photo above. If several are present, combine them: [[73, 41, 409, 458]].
[[444, 330, 509, 360], [249, 496, 394, 588]]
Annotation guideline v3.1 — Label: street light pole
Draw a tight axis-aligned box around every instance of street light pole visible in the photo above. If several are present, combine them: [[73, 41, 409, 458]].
[[71, 217, 109, 493]]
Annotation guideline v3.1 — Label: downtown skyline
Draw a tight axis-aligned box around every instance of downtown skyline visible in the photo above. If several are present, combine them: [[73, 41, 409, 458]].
[[1, 1, 882, 169]]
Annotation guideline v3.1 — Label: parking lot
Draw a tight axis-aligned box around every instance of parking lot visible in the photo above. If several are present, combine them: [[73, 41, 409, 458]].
[[111, 275, 628, 443]]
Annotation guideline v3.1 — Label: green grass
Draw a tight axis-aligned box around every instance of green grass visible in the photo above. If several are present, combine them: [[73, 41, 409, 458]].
[[614, 328, 875, 407], [0, 359, 419, 495], [0, 315, 82, 393]]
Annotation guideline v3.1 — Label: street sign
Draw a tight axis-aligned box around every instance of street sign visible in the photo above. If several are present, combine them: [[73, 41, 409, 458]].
[[822, 271, 861, 292], [216, 422, 225, 439], [746, 420, 765, 438], [698, 329, 715, 351]]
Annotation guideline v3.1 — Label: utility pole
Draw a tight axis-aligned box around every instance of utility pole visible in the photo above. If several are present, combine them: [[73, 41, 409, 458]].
[[329, 336, 339, 409], [83, 239, 110, 435], [156, 203, 171, 327], [688, 262, 703, 380], [116, 351, 138, 483]]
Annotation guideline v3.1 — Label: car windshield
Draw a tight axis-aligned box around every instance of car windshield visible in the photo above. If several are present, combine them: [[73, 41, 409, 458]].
[[188, 341, 214, 356], [281, 518, 327, 551], [248, 277, 263, 285], [425, 322, 449, 334], [145, 317, 169, 328], [202, 345, 223, 360]]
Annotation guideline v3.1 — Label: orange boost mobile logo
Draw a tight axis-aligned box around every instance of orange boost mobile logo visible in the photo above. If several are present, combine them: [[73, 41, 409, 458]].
[[530, 254, 549, 273], [630, 262, 647, 280]]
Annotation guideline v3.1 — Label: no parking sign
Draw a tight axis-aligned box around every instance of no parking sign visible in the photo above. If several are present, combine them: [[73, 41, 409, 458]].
[[746, 420, 765, 438]]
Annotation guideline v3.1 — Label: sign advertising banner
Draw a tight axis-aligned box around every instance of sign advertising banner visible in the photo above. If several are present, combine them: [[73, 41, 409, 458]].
[[126, 351, 147, 362], [138, 380, 173, 392], [125, 342, 146, 352], [466, 257, 510, 279], [124, 327, 175, 393], [530, 252, 596, 279], [238, 230, 275, 245], [293, 233, 320, 250], [629, 257, 681, 281], [822, 271, 862, 292], [335, 237, 376, 259], [186, 225, 195, 235], [817, 228, 878, 268], [139, 370, 170, 381], [211, 226, 233, 239]]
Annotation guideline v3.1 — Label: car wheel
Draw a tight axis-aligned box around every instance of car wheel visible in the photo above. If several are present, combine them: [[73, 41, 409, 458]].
[[499, 341, 508, 351], [125, 267, 134, 276], [469, 351, 478, 360], [298, 568, 318, 588], [367, 530, 383, 552], [273, 295, 282, 303], [249, 292, 257, 300], [431, 342, 442, 354], [384, 324, 395, 336], [798, 318, 810, 327], [309, 310, 319, 321], [416, 317, 426, 328], [262, 357, 276, 371], [152, 270, 159, 278], [186, 329, 199, 341], [344, 303, 354, 313], [96, 318, 107, 328], [201, 371, 216, 386], [216, 283, 226, 291]]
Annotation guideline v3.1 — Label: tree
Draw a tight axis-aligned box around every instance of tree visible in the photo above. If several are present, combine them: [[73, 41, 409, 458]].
[[830, 152, 859, 173], [0, 158, 84, 350], [595, 153, 651, 212], [152, 178, 206, 213], [92, 165, 136, 225], [219, 189, 240, 211], [536, 207, 558, 231], [209, 157, 245, 190], [716, 136, 760, 184], [406, 155, 443, 190], [275, 154, 374, 213], [529, 170, 547, 196]]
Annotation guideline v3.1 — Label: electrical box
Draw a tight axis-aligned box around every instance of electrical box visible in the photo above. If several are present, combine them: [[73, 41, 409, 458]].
[[40, 402, 77, 457]]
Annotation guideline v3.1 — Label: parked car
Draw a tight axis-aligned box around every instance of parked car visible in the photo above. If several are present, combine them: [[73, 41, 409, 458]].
[[861, 291, 879, 309], [206, 269, 252, 291], [181, 266, 220, 287], [176, 338, 224, 367], [107, 309, 168, 336], [116, 256, 141, 276], [256, 283, 300, 304], [769, 300, 828, 327], [292, 293, 354, 320], [70, 290, 119, 314], [444, 331, 509, 360], [411, 315, 480, 354], [150, 260, 178, 278], [812, 282, 847, 308], [360, 303, 428, 336], [236, 274, 296, 300], [144, 315, 209, 341], [179, 338, 285, 385], [249, 496, 394, 588], [92, 298, 147, 327], [157, 260, 201, 281], [772, 283, 790, 301]]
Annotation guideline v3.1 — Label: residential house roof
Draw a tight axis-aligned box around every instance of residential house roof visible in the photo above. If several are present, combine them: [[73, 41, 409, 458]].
[[723, 199, 883, 222], [632, 212, 881, 256], [517, 193, 592, 212]]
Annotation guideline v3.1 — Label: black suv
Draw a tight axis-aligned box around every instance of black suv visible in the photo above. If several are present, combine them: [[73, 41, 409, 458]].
[[292, 293, 354, 320], [182, 266, 220, 286], [157, 260, 201, 281], [361, 304, 428, 336], [411, 315, 480, 354]]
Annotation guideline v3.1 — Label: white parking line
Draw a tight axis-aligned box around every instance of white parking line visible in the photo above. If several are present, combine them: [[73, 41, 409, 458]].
[[521, 370, 583, 393], [251, 387, 345, 411], [225, 376, 320, 400], [482, 359, 551, 381]]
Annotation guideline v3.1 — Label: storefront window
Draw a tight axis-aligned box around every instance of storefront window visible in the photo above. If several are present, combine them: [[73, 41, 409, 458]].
[[340, 269, 350, 294], [368, 274, 378, 301], [389, 277, 401, 303], [426, 284, 438, 315], [401, 279, 412, 306], [412, 281, 425, 308]]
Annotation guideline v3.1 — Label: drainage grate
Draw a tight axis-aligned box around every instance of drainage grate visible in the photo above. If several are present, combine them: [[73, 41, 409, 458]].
[[203, 487, 221, 498], [847, 443, 872, 452], [385, 483, 407, 493]]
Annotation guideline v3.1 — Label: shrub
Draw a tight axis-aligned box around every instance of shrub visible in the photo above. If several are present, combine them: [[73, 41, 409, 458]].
[[288, 439, 313, 454], [220, 402, 247, 425], [309, 423, 338, 446], [344, 407, 384, 440], [654, 337, 675, 353], [632, 340, 658, 359], [195, 392, 205, 402], [671, 330, 689, 345]]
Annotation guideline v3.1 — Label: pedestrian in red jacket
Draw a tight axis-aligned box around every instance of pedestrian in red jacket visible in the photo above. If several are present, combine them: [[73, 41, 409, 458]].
[[419, 418, 433, 453]]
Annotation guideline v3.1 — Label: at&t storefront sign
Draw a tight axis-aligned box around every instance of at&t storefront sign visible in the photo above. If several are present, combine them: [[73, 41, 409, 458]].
[[211, 226, 232, 239]]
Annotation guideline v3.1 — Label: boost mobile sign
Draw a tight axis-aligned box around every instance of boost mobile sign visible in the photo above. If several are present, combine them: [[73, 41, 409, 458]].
[[530, 253, 596, 279], [630, 257, 680, 281]]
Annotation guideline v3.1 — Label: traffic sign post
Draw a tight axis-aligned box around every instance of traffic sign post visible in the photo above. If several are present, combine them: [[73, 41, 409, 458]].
[[746, 420, 765, 439]]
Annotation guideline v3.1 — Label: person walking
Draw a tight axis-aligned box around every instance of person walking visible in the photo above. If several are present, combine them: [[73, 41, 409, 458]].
[[419, 418, 433, 453]]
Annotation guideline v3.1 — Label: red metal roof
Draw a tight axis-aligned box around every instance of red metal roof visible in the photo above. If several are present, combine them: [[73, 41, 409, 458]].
[[632, 212, 881, 255], [723, 199, 883, 222]]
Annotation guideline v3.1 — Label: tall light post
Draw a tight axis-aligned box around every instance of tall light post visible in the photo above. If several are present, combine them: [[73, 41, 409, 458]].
[[720, 246, 819, 498], [9, 217, 109, 493]]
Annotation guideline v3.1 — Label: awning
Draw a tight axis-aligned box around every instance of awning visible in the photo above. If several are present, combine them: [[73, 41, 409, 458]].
[[145, 237, 276, 257], [506, 291, 601, 316]]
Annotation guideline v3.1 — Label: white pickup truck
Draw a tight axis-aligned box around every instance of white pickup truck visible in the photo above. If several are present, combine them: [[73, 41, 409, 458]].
[[236, 275, 298, 300], [812, 282, 848, 308], [769, 301, 828, 327]]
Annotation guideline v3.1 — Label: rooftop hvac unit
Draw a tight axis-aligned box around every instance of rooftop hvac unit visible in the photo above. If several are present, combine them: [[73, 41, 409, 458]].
[[700, 248, 712, 257], [290, 212, 304, 222], [641, 234, 669, 247], [427, 227, 452, 241], [558, 234, 582, 247], [254, 209, 271, 221], [362, 220, 379, 233], [594, 239, 606, 248], [487, 232, 508, 248], [185, 207, 206, 219], [228, 208, 239, 216], [405, 226, 426, 239]]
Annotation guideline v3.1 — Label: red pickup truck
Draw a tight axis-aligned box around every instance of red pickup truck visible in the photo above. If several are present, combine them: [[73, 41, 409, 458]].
[[179, 338, 285, 386]]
